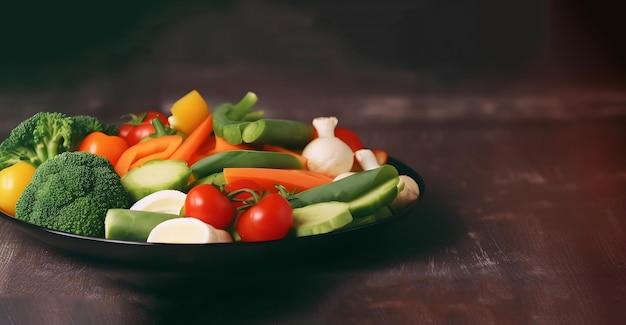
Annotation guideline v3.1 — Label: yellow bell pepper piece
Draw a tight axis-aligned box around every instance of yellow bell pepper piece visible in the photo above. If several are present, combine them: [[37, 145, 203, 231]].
[[0, 162, 36, 217], [168, 90, 210, 136]]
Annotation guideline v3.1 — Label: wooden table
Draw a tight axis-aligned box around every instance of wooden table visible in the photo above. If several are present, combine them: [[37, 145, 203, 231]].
[[1, 60, 625, 324]]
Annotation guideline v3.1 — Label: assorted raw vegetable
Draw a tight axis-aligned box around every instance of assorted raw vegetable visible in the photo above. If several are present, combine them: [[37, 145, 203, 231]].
[[0, 90, 421, 244]]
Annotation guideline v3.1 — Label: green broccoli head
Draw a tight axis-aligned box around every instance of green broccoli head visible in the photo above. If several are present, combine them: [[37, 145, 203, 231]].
[[15, 151, 132, 237], [0, 112, 73, 170]]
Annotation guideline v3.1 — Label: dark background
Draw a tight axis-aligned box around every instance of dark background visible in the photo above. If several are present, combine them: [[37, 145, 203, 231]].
[[0, 0, 624, 88]]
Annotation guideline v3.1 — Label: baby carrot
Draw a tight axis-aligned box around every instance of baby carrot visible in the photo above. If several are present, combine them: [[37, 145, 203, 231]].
[[169, 115, 213, 164], [222, 167, 332, 194]]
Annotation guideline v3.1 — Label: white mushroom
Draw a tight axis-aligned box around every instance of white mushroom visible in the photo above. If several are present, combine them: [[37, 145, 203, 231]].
[[302, 117, 354, 178]]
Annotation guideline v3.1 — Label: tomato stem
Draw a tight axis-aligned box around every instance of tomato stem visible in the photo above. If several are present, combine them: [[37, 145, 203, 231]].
[[226, 188, 264, 211], [121, 112, 148, 125]]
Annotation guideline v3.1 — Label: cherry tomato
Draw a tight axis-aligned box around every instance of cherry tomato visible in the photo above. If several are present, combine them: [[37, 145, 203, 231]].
[[77, 132, 128, 165], [236, 193, 293, 242], [119, 111, 170, 146], [225, 179, 263, 209], [185, 184, 235, 229], [0, 162, 36, 217]]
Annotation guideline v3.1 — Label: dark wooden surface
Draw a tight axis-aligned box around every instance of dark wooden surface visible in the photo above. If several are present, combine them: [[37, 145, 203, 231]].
[[1, 74, 624, 324], [1, 1, 625, 324]]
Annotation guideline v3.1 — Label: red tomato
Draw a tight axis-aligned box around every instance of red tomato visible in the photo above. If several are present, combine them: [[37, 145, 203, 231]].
[[119, 111, 170, 147], [185, 184, 234, 229], [77, 132, 128, 165], [225, 179, 263, 209], [236, 193, 293, 242]]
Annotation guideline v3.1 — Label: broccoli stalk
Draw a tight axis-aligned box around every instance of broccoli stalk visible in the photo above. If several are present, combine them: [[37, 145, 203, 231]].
[[32, 112, 74, 161]]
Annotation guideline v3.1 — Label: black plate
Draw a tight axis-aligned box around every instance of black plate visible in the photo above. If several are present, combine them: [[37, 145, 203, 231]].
[[0, 157, 424, 270]]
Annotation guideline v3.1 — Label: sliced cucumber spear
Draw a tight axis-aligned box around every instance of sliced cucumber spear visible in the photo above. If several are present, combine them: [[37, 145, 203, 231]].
[[241, 119, 314, 150], [288, 164, 400, 217], [105, 209, 182, 242], [347, 177, 398, 217], [287, 165, 400, 236], [191, 150, 305, 179], [290, 201, 353, 237]]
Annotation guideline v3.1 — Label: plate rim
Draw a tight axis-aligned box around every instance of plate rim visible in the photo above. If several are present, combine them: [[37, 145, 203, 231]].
[[0, 157, 425, 265]]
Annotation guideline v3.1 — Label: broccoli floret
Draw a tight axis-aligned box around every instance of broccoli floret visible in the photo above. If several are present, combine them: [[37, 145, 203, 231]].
[[0, 112, 119, 170], [15, 151, 132, 237], [0, 112, 73, 170], [70, 115, 119, 150]]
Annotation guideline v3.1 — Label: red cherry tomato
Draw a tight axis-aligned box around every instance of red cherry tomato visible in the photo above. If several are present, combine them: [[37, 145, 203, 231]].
[[185, 184, 234, 229], [119, 111, 170, 147], [236, 193, 293, 242], [77, 132, 128, 165], [225, 179, 263, 209]]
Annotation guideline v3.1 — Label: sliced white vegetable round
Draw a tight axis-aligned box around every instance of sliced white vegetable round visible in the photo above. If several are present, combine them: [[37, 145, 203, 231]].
[[147, 217, 211, 244], [147, 217, 234, 244], [214, 228, 234, 243], [129, 189, 187, 215]]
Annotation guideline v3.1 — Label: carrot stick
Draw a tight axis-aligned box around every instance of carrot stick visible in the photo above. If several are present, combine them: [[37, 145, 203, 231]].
[[169, 115, 213, 164], [187, 136, 215, 165], [115, 135, 183, 177], [262, 143, 308, 168], [223, 167, 332, 194]]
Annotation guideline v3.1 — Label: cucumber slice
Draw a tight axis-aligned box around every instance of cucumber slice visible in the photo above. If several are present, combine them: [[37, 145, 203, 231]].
[[348, 177, 399, 218], [121, 159, 192, 201], [241, 118, 314, 149], [291, 201, 353, 237], [344, 206, 393, 229], [105, 209, 182, 241]]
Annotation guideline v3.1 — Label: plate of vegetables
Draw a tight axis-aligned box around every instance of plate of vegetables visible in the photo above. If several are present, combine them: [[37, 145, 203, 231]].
[[0, 90, 423, 269]]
